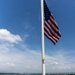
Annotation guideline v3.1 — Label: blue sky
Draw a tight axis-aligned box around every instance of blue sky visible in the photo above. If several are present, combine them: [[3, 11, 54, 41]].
[[0, 0, 75, 73]]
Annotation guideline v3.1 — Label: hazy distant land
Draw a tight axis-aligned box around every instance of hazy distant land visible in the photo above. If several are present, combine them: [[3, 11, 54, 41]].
[[0, 73, 75, 75]]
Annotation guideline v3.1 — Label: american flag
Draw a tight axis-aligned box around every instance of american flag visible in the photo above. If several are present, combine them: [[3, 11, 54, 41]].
[[44, 0, 61, 45]]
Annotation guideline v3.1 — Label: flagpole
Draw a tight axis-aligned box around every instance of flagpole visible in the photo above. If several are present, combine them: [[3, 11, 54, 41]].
[[41, 0, 45, 75]]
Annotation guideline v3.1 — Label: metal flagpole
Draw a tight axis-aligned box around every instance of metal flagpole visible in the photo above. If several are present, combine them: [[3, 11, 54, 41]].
[[41, 0, 45, 75]]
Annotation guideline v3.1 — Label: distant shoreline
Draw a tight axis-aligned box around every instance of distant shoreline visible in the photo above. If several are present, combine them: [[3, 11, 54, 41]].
[[0, 73, 75, 75]]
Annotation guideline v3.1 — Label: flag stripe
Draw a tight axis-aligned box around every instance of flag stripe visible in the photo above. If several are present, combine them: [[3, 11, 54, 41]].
[[44, 0, 61, 44], [44, 21, 60, 40], [50, 14, 59, 29], [48, 20, 61, 37], [44, 32, 56, 45], [44, 27, 58, 42], [50, 16, 59, 30], [45, 20, 60, 38], [48, 18, 59, 32]]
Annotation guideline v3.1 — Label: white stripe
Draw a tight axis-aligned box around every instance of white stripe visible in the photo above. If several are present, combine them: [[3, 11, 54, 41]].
[[44, 25, 58, 41], [50, 15, 57, 26], [45, 21, 60, 39], [48, 19, 61, 34], [44, 31, 57, 44]]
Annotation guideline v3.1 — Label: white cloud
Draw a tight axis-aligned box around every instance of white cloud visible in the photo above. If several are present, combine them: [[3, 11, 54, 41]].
[[4, 63, 16, 67], [0, 29, 22, 43], [0, 29, 75, 73], [0, 42, 75, 73]]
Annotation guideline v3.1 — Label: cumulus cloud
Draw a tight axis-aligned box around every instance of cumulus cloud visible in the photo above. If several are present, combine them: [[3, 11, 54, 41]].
[[0, 29, 22, 43]]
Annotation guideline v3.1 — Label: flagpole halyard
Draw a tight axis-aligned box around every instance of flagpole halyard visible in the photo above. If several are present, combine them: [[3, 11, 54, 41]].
[[41, 0, 45, 75]]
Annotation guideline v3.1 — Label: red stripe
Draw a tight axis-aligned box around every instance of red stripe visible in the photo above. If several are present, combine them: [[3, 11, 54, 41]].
[[44, 33, 56, 45], [44, 0, 61, 44], [48, 20, 61, 37], [44, 28, 58, 42], [44, 22, 59, 40], [50, 15, 59, 30], [44, 27, 58, 42], [45, 21, 60, 38], [50, 14, 54, 20]]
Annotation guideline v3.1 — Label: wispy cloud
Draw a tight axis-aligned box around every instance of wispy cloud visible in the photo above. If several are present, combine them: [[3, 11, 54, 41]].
[[3, 63, 16, 67], [0, 42, 75, 73], [0, 29, 75, 73]]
